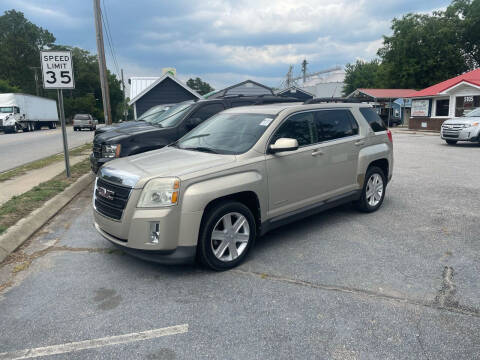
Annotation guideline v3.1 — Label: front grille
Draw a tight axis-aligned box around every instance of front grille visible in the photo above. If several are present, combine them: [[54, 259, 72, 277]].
[[93, 143, 102, 158], [443, 132, 459, 138], [94, 178, 132, 220]]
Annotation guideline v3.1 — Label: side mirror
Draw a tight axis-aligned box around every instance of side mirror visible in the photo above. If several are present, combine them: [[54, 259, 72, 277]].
[[269, 138, 299, 153], [186, 117, 202, 130]]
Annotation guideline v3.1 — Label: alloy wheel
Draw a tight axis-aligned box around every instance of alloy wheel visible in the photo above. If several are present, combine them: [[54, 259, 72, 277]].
[[366, 173, 383, 207], [211, 212, 250, 262]]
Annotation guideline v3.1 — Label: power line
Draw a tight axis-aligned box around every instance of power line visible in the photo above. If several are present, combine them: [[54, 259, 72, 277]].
[[101, 0, 120, 76], [100, 0, 121, 79], [101, 7, 120, 78]]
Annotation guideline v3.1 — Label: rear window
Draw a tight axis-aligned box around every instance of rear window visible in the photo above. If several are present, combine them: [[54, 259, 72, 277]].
[[74, 115, 90, 120], [359, 108, 387, 132]]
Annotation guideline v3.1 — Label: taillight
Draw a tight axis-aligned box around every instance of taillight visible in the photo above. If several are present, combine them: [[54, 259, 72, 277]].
[[387, 129, 393, 143]]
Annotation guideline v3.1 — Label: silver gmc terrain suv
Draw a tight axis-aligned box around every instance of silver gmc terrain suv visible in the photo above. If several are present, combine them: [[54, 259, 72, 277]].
[[93, 103, 393, 270]]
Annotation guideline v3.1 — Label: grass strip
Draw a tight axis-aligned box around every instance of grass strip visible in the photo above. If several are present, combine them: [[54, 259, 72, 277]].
[[0, 158, 91, 235], [0, 143, 91, 182]]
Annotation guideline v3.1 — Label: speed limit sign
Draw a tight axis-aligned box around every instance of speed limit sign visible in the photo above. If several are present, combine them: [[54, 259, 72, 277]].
[[40, 51, 75, 89]]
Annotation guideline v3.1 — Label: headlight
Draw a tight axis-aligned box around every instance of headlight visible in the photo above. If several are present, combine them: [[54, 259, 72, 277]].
[[137, 177, 180, 208], [471, 122, 479, 127], [102, 144, 121, 158]]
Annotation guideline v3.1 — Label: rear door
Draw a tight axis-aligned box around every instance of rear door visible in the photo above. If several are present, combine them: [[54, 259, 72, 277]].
[[313, 108, 362, 196]]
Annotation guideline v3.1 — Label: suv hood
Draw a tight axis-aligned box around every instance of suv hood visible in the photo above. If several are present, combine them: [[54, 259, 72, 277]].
[[99, 146, 236, 188], [443, 117, 480, 125], [95, 122, 160, 142], [96, 121, 143, 134]]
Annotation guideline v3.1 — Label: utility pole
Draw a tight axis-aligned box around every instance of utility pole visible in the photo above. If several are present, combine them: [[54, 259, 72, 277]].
[[29, 67, 41, 96], [301, 59, 308, 84], [93, 0, 112, 125], [121, 68, 127, 121], [286, 65, 293, 88]]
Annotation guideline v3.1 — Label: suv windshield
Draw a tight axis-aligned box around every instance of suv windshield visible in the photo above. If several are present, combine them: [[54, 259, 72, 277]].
[[0, 107, 13, 113], [150, 103, 194, 127], [138, 105, 171, 122], [463, 108, 480, 117], [74, 115, 90, 120], [176, 112, 275, 154]]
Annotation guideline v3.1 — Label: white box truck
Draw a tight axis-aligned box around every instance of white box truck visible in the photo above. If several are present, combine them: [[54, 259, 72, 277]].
[[0, 93, 59, 133]]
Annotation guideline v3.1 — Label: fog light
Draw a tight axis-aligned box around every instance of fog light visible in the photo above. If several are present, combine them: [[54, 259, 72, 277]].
[[149, 222, 160, 244]]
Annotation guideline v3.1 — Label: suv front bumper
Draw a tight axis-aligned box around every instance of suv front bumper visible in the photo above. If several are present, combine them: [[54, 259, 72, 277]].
[[441, 128, 480, 141], [93, 186, 203, 264], [95, 223, 196, 264]]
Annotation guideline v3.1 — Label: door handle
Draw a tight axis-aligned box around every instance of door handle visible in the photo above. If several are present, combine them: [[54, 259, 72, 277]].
[[311, 149, 324, 156], [354, 141, 365, 146]]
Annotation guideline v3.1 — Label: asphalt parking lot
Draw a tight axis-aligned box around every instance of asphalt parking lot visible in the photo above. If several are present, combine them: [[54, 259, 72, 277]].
[[1, 131, 479, 359]]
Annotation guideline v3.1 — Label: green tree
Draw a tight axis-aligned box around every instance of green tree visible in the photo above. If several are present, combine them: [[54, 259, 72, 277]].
[[343, 59, 382, 96], [186, 77, 214, 95], [377, 12, 467, 89], [0, 79, 21, 93], [447, 0, 480, 68], [0, 10, 55, 93]]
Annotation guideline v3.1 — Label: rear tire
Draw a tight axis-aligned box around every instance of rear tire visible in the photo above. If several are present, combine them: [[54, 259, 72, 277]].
[[445, 140, 457, 145], [354, 166, 387, 213], [197, 201, 256, 271]]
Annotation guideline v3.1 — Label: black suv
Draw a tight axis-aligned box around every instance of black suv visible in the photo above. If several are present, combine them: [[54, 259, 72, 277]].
[[90, 95, 299, 173]]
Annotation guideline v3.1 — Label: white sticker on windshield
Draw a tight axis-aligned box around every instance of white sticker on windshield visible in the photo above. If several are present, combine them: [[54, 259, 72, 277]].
[[259, 118, 273, 126]]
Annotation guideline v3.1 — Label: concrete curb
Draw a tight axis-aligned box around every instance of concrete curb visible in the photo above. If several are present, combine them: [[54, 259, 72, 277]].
[[0, 172, 95, 263]]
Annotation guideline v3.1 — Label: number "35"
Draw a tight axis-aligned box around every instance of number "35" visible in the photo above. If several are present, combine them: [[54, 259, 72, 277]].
[[46, 71, 71, 84]]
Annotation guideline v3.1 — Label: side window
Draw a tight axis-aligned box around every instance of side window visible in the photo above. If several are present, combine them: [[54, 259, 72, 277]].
[[359, 107, 387, 132], [191, 104, 225, 121], [14, 107, 20, 113], [315, 109, 358, 142], [271, 111, 315, 147]]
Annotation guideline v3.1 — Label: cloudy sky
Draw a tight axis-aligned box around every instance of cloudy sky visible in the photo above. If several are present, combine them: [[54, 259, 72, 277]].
[[2, 0, 449, 89]]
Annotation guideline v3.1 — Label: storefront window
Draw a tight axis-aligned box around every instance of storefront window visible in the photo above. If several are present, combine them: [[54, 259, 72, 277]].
[[455, 96, 480, 117], [435, 99, 450, 116]]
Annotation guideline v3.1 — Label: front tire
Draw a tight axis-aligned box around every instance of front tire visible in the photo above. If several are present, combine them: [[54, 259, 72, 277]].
[[198, 201, 256, 271], [355, 166, 387, 213], [445, 140, 457, 145]]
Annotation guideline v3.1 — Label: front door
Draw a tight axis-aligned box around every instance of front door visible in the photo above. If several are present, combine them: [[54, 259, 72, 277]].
[[266, 110, 329, 218]]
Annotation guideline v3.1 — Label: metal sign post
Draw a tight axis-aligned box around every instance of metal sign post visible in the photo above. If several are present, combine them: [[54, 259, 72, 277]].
[[40, 50, 75, 177], [57, 89, 70, 177]]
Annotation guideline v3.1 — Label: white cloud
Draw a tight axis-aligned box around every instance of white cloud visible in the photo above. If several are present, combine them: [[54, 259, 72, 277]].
[[5, 0, 87, 27]]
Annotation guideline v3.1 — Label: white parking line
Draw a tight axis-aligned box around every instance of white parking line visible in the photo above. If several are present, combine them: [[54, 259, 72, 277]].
[[0, 324, 188, 360]]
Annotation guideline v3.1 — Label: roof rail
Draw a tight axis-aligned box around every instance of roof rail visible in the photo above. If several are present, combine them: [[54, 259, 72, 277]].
[[304, 97, 364, 104]]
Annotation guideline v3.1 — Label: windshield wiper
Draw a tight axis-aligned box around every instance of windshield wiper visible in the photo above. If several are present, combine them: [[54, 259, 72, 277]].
[[182, 146, 218, 154]]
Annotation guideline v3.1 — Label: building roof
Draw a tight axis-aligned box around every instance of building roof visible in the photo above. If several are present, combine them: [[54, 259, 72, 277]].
[[128, 74, 201, 105], [349, 88, 417, 99], [276, 86, 315, 97], [409, 68, 480, 98], [208, 80, 273, 98]]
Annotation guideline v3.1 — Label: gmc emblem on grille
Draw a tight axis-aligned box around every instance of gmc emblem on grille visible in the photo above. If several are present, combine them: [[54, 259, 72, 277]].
[[97, 186, 114, 200]]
